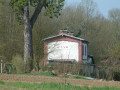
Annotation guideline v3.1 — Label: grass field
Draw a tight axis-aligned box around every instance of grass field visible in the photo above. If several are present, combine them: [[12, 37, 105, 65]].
[[16, 72, 90, 80], [0, 80, 120, 90], [1, 74, 120, 88]]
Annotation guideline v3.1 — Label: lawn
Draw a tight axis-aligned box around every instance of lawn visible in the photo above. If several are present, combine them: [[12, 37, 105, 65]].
[[0, 80, 120, 90]]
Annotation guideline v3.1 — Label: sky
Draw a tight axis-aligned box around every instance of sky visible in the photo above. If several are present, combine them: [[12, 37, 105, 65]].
[[65, 0, 120, 18]]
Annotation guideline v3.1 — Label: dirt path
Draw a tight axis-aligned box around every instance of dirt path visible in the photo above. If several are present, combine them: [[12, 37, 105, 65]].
[[0, 74, 120, 88]]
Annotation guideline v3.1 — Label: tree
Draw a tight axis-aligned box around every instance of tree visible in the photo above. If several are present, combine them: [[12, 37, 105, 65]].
[[0, 0, 24, 61], [80, 0, 97, 19], [10, 0, 65, 72], [108, 8, 120, 41], [33, 10, 59, 70], [57, 2, 115, 62], [109, 8, 120, 26], [108, 9, 120, 57]]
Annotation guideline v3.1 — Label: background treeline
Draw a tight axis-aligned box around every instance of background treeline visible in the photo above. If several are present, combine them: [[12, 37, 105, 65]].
[[0, 0, 120, 75]]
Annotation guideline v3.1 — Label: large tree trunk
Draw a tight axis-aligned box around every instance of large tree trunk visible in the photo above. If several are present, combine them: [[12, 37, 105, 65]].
[[24, 5, 33, 72], [23, 0, 45, 72]]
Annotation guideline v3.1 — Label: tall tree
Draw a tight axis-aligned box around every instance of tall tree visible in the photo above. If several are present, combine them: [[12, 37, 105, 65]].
[[109, 8, 120, 26], [108, 8, 120, 40], [80, 0, 97, 19], [108, 8, 120, 57], [10, 0, 64, 72]]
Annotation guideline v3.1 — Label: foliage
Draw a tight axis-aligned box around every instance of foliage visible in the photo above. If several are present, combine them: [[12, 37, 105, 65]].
[[0, 0, 24, 61], [57, 1, 120, 62], [44, 0, 64, 18], [12, 54, 24, 73], [109, 8, 120, 25], [110, 42, 120, 57], [98, 57, 120, 81], [10, 0, 65, 23]]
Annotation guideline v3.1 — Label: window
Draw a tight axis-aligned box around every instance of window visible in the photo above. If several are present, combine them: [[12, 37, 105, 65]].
[[85, 45, 86, 56], [82, 45, 84, 56]]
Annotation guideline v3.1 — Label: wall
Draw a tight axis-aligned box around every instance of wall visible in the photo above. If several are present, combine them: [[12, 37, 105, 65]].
[[44, 36, 83, 65], [47, 41, 79, 61]]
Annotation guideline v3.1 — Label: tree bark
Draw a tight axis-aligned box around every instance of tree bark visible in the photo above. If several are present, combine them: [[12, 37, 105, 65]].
[[23, 0, 45, 72], [30, 0, 45, 28], [24, 5, 33, 72]]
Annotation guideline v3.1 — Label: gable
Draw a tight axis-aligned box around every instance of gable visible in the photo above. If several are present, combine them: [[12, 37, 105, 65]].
[[43, 34, 88, 43]]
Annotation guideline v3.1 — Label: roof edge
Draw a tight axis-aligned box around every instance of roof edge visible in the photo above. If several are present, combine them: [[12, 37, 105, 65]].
[[43, 34, 88, 42]]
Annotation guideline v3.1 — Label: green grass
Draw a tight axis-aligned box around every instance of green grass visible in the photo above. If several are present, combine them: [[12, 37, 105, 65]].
[[0, 80, 5, 85], [16, 72, 56, 77], [0, 80, 120, 90]]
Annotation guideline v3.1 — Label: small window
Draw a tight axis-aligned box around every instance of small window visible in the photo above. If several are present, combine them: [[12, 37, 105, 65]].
[[82, 45, 84, 56], [85, 45, 86, 56]]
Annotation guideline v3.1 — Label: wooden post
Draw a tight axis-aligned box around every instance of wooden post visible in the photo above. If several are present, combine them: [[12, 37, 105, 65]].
[[1, 60, 3, 73]]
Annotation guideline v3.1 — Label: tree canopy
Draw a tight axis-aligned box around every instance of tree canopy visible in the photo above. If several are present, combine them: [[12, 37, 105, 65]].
[[10, 0, 64, 25]]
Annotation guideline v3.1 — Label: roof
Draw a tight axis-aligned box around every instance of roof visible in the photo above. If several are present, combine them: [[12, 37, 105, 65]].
[[43, 34, 88, 42]]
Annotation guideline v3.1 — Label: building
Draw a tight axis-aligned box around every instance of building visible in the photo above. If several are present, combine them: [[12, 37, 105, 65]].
[[43, 30, 90, 65]]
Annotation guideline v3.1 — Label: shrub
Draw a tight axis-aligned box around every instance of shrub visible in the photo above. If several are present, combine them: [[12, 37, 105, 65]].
[[12, 54, 24, 73], [99, 57, 120, 81]]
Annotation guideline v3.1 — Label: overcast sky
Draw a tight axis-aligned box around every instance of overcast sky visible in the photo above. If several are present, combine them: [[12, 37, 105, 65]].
[[65, 0, 120, 18]]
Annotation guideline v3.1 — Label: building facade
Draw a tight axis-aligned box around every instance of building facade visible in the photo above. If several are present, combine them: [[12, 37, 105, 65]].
[[43, 30, 89, 65]]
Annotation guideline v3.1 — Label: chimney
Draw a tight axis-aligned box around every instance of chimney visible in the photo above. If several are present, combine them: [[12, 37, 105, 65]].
[[68, 32, 74, 36], [59, 30, 68, 34], [59, 30, 74, 36]]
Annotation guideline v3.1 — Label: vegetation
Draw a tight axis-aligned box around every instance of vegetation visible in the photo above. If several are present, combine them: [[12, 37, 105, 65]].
[[0, 80, 120, 90], [12, 54, 24, 73], [0, 0, 120, 80], [9, 0, 65, 72], [16, 72, 55, 77], [15, 72, 91, 80]]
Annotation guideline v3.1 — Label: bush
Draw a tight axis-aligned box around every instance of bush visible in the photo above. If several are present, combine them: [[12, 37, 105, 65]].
[[113, 72, 120, 81], [12, 54, 24, 73], [98, 57, 120, 81], [41, 65, 48, 72]]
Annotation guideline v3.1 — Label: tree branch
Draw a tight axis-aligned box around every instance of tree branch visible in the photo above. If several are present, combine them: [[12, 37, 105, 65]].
[[30, 0, 45, 29]]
